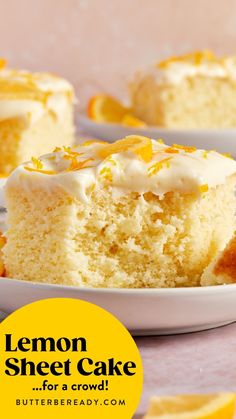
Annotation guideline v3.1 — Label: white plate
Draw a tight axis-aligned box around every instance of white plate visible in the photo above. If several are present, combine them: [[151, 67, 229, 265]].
[[77, 113, 236, 155], [1, 277, 236, 335]]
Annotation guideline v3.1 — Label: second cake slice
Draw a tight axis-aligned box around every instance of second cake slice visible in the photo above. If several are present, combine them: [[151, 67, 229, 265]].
[[0, 60, 75, 174]]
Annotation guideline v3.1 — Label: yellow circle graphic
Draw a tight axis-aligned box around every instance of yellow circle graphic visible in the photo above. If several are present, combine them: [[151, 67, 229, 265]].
[[0, 298, 143, 418]]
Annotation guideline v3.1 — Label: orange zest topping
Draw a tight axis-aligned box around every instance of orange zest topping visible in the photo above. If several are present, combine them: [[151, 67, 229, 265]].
[[202, 150, 209, 159], [165, 147, 179, 154], [0, 58, 6, 70], [86, 183, 96, 195], [199, 184, 209, 193], [25, 148, 94, 174], [222, 152, 233, 159], [98, 135, 153, 163], [157, 139, 164, 144], [25, 156, 94, 174], [24, 168, 56, 175], [62, 146, 82, 157], [105, 157, 117, 166], [62, 146, 77, 155], [62, 145, 91, 171], [88, 94, 128, 123], [31, 157, 43, 170], [172, 144, 197, 153], [82, 140, 107, 146], [53, 147, 62, 152], [121, 114, 146, 128], [99, 167, 113, 182], [63, 153, 82, 161], [148, 157, 172, 176], [48, 155, 56, 161], [24, 156, 57, 174], [63, 146, 73, 153], [66, 158, 94, 172], [158, 50, 216, 69]]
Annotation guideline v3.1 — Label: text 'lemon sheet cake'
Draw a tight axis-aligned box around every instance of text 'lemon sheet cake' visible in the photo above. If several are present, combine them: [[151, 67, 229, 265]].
[[0, 59, 75, 174], [3, 136, 236, 287], [130, 50, 236, 128]]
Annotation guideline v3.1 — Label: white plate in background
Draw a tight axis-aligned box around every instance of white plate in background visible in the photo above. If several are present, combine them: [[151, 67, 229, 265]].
[[1, 277, 236, 335], [77, 113, 236, 156]]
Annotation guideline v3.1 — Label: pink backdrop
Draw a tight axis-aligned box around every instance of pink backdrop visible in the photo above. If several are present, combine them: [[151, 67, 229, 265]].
[[0, 0, 236, 106]]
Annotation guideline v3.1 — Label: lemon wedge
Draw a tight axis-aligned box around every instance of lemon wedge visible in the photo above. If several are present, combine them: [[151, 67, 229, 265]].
[[144, 393, 236, 418]]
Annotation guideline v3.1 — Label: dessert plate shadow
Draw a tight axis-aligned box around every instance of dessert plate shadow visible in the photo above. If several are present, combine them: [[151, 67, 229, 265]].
[[1, 277, 236, 336], [77, 113, 236, 156]]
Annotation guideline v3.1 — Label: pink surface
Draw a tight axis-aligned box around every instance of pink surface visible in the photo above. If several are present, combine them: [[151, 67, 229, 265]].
[[1, 0, 236, 107], [135, 322, 236, 415]]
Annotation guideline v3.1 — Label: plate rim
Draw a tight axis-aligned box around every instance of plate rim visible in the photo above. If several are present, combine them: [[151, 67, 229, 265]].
[[1, 276, 236, 296], [77, 111, 236, 135]]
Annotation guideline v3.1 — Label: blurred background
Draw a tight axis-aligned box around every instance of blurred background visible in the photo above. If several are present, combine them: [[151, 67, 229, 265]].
[[0, 0, 235, 106]]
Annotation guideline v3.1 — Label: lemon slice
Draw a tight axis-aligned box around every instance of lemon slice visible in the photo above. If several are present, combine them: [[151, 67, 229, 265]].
[[97, 135, 153, 163], [144, 394, 236, 418], [121, 114, 147, 127], [0, 58, 6, 69], [87, 94, 129, 123]]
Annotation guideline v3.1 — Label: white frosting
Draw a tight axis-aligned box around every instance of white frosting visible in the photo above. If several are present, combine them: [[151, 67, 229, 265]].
[[0, 68, 74, 124], [0, 100, 45, 124], [6, 138, 236, 202], [0, 69, 73, 93], [141, 57, 236, 85], [28, 72, 73, 93]]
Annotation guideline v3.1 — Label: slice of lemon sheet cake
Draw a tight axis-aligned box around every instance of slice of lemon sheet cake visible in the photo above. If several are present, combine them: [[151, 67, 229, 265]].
[[3, 136, 236, 287], [130, 50, 236, 128], [201, 232, 236, 285], [0, 59, 75, 174]]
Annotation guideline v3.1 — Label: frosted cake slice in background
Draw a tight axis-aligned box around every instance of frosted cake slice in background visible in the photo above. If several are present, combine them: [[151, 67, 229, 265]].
[[3, 136, 236, 288], [0, 59, 75, 174], [130, 50, 236, 128], [201, 232, 236, 285]]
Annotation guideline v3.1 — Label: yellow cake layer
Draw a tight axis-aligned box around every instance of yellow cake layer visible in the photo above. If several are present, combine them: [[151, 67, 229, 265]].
[[3, 177, 236, 287], [0, 111, 74, 174]]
